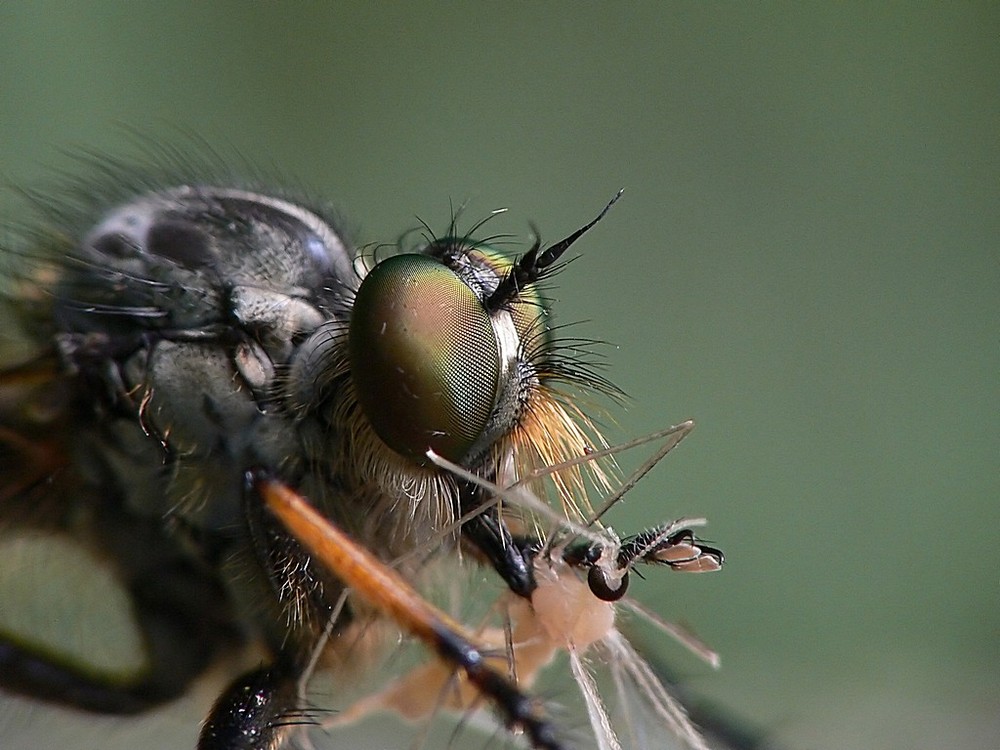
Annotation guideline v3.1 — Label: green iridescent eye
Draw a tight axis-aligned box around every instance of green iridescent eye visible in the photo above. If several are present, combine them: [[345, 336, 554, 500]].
[[349, 254, 500, 463]]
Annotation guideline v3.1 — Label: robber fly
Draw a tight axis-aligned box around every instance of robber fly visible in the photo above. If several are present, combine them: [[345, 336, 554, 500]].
[[0, 149, 724, 750]]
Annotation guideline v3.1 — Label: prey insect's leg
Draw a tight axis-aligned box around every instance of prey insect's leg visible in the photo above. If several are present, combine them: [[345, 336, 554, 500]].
[[562, 520, 725, 604], [255, 473, 570, 750], [618, 526, 725, 574]]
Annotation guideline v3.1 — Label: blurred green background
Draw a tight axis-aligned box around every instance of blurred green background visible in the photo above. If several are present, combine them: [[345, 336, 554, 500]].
[[0, 3, 996, 749]]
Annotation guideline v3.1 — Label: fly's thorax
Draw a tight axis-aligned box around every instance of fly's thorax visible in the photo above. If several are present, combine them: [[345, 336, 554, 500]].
[[45, 186, 357, 530], [58, 185, 355, 333]]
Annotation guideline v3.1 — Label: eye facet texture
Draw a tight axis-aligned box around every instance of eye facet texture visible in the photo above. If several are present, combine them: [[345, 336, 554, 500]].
[[349, 254, 500, 463]]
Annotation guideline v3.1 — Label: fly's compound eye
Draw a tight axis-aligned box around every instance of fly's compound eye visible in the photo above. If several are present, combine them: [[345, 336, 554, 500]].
[[349, 254, 500, 464]]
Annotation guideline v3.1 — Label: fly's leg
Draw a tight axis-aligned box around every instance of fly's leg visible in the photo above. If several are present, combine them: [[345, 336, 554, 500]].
[[196, 472, 345, 750], [459, 503, 537, 598], [197, 661, 301, 750], [255, 473, 572, 750]]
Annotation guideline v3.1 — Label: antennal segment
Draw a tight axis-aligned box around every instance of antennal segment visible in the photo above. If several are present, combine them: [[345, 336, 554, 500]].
[[486, 189, 624, 311]]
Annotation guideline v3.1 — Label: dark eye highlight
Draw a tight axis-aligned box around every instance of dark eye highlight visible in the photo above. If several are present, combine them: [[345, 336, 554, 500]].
[[349, 253, 500, 463]]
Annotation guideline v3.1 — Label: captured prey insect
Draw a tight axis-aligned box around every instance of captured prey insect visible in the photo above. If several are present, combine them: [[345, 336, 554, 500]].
[[0, 151, 723, 750], [264, 420, 725, 750]]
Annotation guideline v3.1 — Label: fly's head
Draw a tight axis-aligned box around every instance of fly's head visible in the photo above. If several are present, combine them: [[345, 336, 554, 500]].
[[287, 193, 625, 548], [4, 154, 624, 562]]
